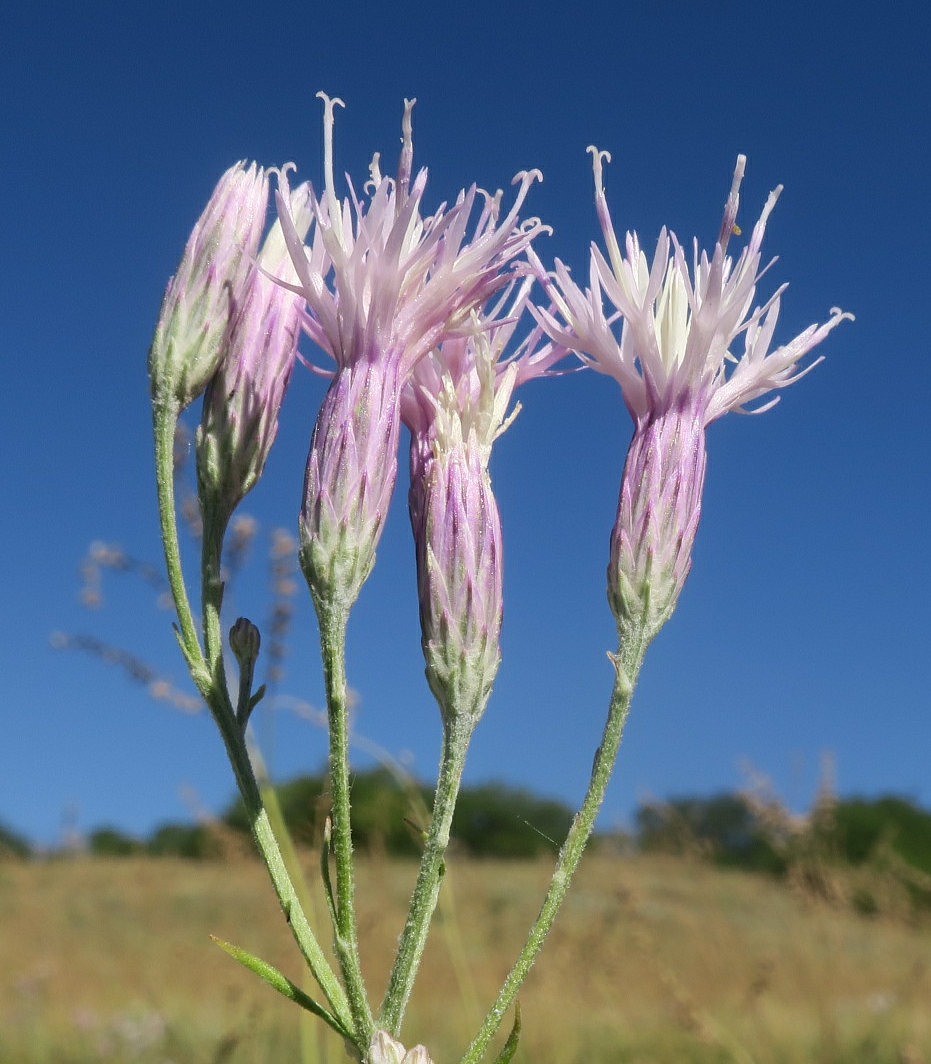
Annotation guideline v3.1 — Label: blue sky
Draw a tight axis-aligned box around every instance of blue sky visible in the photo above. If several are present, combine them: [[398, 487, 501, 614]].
[[2, 0, 929, 848]]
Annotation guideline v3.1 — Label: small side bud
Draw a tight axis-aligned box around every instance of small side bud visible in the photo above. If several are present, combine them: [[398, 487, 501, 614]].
[[229, 616, 261, 672], [230, 617, 262, 728]]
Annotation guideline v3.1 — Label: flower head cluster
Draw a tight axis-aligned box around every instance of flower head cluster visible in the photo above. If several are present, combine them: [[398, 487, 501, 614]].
[[402, 282, 566, 725], [275, 95, 547, 618], [149, 162, 270, 411], [534, 151, 851, 638]]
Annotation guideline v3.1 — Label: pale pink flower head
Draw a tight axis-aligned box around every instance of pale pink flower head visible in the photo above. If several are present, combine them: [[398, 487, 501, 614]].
[[533, 152, 852, 639], [402, 282, 566, 724], [275, 95, 547, 619], [149, 162, 269, 411], [196, 178, 313, 531]]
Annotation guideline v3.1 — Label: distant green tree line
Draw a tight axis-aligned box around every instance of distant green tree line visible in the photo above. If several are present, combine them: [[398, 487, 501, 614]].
[[636, 792, 931, 876], [0, 820, 31, 859], [4, 777, 931, 887], [636, 791, 931, 914], [1, 768, 577, 861]]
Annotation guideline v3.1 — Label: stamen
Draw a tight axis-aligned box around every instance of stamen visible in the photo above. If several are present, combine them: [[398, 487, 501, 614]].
[[744, 185, 783, 261], [269, 161, 297, 185], [718, 154, 746, 252], [316, 92, 346, 237], [587, 146, 611, 200], [502, 171, 542, 227], [472, 188, 501, 237], [398, 98, 416, 203], [758, 185, 783, 230], [512, 168, 544, 187], [366, 152, 383, 195], [587, 146, 624, 285]]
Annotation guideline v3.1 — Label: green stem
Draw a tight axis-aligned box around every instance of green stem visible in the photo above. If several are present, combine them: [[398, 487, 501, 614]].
[[211, 696, 356, 1040], [203, 538, 358, 1044], [319, 606, 375, 1043], [459, 630, 648, 1064], [200, 499, 231, 693], [152, 396, 210, 692], [152, 398, 354, 1043], [378, 714, 473, 1033]]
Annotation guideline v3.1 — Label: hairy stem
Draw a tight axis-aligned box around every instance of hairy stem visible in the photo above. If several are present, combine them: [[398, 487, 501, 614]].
[[210, 688, 356, 1042], [199, 500, 231, 695], [152, 398, 354, 1043], [459, 628, 648, 1064], [319, 606, 375, 1043], [152, 397, 210, 691], [378, 714, 474, 1033]]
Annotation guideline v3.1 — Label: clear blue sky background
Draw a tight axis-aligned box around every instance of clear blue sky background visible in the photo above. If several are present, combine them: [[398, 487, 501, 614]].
[[2, 0, 928, 849]]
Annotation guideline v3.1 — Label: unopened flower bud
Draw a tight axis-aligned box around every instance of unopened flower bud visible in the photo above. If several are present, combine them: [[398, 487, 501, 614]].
[[196, 179, 312, 530], [149, 162, 269, 410], [402, 300, 565, 726], [229, 616, 261, 672], [413, 429, 503, 726]]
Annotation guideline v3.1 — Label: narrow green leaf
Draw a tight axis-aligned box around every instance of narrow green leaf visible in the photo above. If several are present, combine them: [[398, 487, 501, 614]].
[[492, 1004, 521, 1064], [211, 935, 352, 1041]]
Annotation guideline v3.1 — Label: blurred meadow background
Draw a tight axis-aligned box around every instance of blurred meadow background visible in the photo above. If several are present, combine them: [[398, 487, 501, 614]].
[[4, 846, 931, 1064], [1, 0, 930, 1061]]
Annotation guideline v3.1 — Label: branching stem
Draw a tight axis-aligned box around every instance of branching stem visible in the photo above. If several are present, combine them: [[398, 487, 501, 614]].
[[152, 397, 355, 1045]]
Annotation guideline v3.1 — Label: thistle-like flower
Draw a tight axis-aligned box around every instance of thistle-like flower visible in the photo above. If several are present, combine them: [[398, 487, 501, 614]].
[[533, 151, 852, 640], [196, 177, 313, 532], [402, 282, 566, 725], [368, 1031, 434, 1064], [275, 94, 547, 620], [149, 162, 270, 411]]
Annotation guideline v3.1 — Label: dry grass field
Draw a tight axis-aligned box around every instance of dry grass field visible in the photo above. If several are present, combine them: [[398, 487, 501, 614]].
[[1, 852, 929, 1064]]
